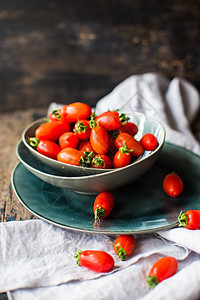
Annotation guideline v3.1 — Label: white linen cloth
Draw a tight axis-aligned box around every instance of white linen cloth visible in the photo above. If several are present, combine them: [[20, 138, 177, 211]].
[[2, 73, 200, 300]]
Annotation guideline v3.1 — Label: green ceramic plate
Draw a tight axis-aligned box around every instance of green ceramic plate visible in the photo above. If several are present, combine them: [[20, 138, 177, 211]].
[[11, 143, 200, 235]]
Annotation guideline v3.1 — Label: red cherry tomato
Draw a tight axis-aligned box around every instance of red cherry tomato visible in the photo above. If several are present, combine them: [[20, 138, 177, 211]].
[[35, 121, 70, 142], [28, 138, 61, 160], [118, 122, 138, 136], [78, 140, 95, 154], [178, 210, 200, 230], [113, 142, 132, 168], [91, 154, 113, 169], [74, 120, 91, 140], [61, 102, 92, 123], [95, 111, 121, 130], [115, 133, 144, 157], [74, 250, 114, 273], [90, 126, 109, 155], [57, 148, 84, 166], [48, 109, 62, 122], [140, 133, 159, 151], [93, 191, 115, 225], [114, 235, 136, 260], [147, 257, 178, 288], [163, 173, 183, 197], [59, 132, 79, 149]]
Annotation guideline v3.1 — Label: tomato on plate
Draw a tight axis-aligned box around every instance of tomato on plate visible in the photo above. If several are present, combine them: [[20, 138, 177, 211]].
[[178, 210, 200, 230], [140, 133, 159, 151], [113, 142, 132, 168], [91, 154, 113, 169], [147, 256, 178, 288], [28, 138, 61, 160], [90, 126, 109, 155], [35, 121, 70, 142], [115, 133, 144, 157], [57, 147, 84, 166], [93, 191, 115, 225], [163, 173, 183, 197], [74, 250, 114, 273], [61, 102, 92, 123], [59, 132, 79, 149], [114, 235, 136, 260], [74, 120, 91, 140]]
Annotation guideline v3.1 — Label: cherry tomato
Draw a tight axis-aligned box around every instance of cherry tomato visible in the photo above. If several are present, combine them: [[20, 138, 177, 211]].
[[147, 256, 178, 288], [118, 122, 138, 136], [93, 191, 115, 225], [61, 102, 92, 123], [35, 121, 70, 142], [113, 142, 132, 168], [90, 126, 109, 155], [48, 109, 62, 122], [59, 132, 79, 149], [57, 148, 84, 166], [74, 120, 91, 140], [91, 154, 113, 169], [115, 133, 144, 157], [78, 140, 95, 154], [95, 111, 121, 130], [28, 138, 61, 160], [163, 173, 183, 197], [178, 210, 200, 230], [140, 133, 159, 151], [74, 250, 114, 273], [114, 235, 136, 260]]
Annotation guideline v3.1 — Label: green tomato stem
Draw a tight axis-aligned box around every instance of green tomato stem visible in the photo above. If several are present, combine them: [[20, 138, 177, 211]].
[[147, 276, 159, 289], [27, 137, 40, 149], [115, 244, 127, 261], [178, 210, 188, 227], [94, 207, 105, 225], [74, 249, 82, 266]]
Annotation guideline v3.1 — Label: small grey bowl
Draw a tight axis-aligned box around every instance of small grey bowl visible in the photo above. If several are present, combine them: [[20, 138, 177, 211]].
[[22, 112, 165, 177]]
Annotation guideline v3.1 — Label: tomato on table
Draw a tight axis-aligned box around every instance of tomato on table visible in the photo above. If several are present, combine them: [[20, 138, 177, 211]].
[[114, 235, 136, 260], [28, 138, 61, 160], [93, 191, 115, 225], [35, 121, 70, 142], [178, 210, 200, 230], [59, 132, 79, 149], [147, 256, 178, 288], [74, 120, 91, 140], [140, 133, 159, 151], [60, 102, 92, 123], [74, 250, 114, 273], [163, 173, 183, 197], [91, 154, 113, 169], [115, 133, 144, 157]]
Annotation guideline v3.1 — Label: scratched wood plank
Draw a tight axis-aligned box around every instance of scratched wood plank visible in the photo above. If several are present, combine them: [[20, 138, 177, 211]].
[[0, 108, 46, 222]]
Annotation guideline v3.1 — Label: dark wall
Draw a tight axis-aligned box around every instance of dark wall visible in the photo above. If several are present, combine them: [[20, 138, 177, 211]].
[[0, 0, 200, 112]]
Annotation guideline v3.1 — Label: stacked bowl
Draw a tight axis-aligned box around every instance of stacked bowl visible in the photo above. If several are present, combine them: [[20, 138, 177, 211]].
[[17, 110, 165, 195]]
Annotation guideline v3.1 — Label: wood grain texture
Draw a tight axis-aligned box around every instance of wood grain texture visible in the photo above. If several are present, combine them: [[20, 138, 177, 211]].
[[0, 0, 200, 112]]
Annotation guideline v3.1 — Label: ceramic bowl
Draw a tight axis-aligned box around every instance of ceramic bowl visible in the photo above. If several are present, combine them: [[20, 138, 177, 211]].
[[17, 135, 165, 194], [22, 112, 165, 176]]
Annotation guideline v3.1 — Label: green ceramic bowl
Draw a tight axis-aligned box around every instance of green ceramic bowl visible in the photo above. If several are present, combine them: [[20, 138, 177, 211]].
[[22, 112, 165, 177]]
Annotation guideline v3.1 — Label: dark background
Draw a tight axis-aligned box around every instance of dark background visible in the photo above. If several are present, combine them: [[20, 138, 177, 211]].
[[0, 0, 200, 112]]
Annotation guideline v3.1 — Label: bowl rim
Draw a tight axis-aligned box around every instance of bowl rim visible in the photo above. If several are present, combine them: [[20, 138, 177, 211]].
[[22, 111, 166, 178]]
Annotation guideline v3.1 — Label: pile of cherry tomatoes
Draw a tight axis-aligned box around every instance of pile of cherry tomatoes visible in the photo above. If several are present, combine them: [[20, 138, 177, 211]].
[[28, 102, 159, 170]]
